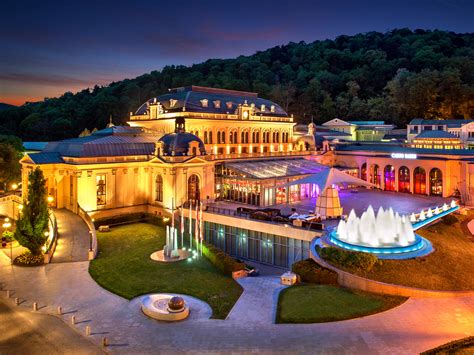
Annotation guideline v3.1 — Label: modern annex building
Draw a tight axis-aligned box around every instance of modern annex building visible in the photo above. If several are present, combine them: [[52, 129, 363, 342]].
[[20, 86, 474, 266]]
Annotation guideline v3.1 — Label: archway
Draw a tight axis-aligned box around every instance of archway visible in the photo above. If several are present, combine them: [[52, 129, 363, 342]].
[[371, 164, 381, 187], [413, 167, 426, 194], [188, 174, 200, 201], [398, 166, 410, 193], [429, 168, 443, 196], [361, 163, 367, 181], [384, 165, 395, 191]]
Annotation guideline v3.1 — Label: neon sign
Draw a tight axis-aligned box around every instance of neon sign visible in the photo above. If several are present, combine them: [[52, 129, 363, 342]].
[[391, 153, 417, 159]]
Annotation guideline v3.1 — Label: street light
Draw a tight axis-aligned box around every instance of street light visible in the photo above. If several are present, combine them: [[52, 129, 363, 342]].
[[2, 218, 13, 265], [11, 183, 18, 191], [47, 195, 54, 204]]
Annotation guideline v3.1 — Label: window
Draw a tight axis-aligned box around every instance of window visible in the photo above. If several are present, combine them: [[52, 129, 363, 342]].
[[469, 132, 474, 139], [96, 174, 106, 206], [260, 104, 266, 112], [200, 99, 208, 108], [270, 105, 275, 113], [398, 166, 410, 192], [69, 175, 74, 205], [155, 175, 163, 202], [226, 101, 233, 110], [213, 100, 221, 108], [169, 99, 177, 108], [188, 175, 200, 201]]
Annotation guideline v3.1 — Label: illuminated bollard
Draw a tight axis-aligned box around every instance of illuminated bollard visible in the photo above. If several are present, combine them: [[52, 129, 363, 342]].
[[102, 337, 108, 347], [85, 325, 91, 336], [33, 302, 38, 311], [15, 297, 19, 305], [71, 315, 76, 325], [57, 306, 62, 315]]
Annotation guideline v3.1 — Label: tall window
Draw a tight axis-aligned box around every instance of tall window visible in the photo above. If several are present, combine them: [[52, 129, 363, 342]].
[[360, 163, 367, 181], [384, 165, 395, 191], [429, 168, 443, 196], [371, 164, 381, 187], [155, 175, 163, 202], [398, 166, 410, 192], [414, 167, 426, 194], [188, 174, 200, 201], [96, 174, 107, 206]]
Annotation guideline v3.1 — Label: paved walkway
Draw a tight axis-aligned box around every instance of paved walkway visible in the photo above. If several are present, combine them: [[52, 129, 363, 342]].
[[227, 276, 286, 324], [0, 261, 473, 354], [52, 209, 90, 263], [0, 298, 104, 354]]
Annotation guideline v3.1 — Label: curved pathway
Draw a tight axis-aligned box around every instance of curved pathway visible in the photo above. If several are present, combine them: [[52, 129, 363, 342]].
[[51, 209, 90, 263], [0, 261, 473, 354]]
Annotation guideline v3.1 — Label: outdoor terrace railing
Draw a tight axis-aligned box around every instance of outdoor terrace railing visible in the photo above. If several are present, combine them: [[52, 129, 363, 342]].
[[77, 204, 98, 260], [204, 205, 325, 232]]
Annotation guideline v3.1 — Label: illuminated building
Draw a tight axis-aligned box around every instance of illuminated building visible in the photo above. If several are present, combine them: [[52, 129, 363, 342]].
[[407, 118, 474, 148]]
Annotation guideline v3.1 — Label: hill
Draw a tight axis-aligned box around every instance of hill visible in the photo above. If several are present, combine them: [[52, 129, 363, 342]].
[[0, 28, 473, 141], [0, 103, 17, 111]]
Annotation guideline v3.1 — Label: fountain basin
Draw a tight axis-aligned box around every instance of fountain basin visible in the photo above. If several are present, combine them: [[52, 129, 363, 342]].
[[141, 294, 190, 321], [150, 249, 190, 263], [321, 230, 433, 259]]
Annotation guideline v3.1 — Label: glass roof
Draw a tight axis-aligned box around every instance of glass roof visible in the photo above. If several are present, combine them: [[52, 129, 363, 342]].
[[225, 158, 328, 179]]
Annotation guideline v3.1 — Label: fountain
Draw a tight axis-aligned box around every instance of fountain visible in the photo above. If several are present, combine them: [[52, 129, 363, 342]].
[[324, 200, 459, 259], [150, 225, 190, 262], [141, 294, 190, 321]]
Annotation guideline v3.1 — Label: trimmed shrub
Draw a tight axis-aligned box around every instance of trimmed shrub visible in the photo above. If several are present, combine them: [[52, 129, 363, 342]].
[[291, 259, 338, 284], [441, 214, 458, 226], [202, 241, 245, 276], [2, 230, 15, 242], [14, 251, 44, 266], [421, 336, 474, 354], [317, 246, 379, 272]]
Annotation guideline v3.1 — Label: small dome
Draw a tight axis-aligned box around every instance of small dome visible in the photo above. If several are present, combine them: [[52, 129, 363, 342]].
[[158, 132, 206, 156], [168, 296, 185, 312]]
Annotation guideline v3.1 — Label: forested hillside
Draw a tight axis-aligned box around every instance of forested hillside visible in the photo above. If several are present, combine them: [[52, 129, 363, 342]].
[[1, 28, 473, 141]]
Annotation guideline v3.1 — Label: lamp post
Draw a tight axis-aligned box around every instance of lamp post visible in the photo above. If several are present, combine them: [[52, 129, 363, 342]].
[[2, 218, 13, 265]]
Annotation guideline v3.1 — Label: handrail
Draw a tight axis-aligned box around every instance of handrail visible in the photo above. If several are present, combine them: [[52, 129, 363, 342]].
[[77, 204, 98, 260]]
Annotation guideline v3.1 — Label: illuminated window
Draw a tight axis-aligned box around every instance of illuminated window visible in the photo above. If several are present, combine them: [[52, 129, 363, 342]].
[[260, 104, 266, 112], [226, 101, 233, 110], [200, 99, 208, 108], [213, 100, 221, 109], [155, 175, 163, 202], [169, 99, 178, 108], [96, 174, 106, 205], [270, 105, 275, 113]]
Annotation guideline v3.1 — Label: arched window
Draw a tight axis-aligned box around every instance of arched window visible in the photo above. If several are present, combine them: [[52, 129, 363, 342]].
[[384, 165, 395, 191], [204, 131, 208, 144], [414, 167, 426, 194], [429, 168, 443, 196], [221, 131, 225, 144], [208, 131, 213, 144], [398, 166, 410, 192], [217, 131, 221, 144], [155, 175, 163, 202], [371, 164, 381, 187], [361, 163, 367, 181], [188, 174, 200, 201], [241, 131, 245, 143]]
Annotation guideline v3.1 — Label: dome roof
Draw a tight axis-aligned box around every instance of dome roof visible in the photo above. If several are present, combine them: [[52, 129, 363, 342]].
[[158, 132, 206, 156]]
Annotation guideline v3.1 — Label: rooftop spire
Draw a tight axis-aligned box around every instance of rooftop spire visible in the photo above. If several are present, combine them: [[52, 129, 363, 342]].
[[107, 114, 114, 128]]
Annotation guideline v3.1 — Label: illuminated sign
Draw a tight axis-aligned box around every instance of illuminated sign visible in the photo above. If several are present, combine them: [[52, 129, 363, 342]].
[[391, 153, 417, 159]]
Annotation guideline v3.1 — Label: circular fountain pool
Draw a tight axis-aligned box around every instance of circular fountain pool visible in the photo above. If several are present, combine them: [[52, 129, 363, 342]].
[[321, 205, 433, 259]]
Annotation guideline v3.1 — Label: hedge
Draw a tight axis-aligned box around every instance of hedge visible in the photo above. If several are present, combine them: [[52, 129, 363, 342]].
[[94, 213, 167, 228], [317, 246, 379, 272], [201, 241, 245, 276], [291, 259, 338, 284], [421, 336, 474, 354]]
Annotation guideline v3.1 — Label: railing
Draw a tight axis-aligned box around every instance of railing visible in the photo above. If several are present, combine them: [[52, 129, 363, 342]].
[[43, 209, 58, 264], [204, 205, 324, 232], [77, 204, 98, 260]]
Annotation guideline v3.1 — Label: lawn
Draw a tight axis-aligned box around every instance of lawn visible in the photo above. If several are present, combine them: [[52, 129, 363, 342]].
[[323, 211, 474, 291], [89, 223, 243, 319], [276, 284, 406, 323]]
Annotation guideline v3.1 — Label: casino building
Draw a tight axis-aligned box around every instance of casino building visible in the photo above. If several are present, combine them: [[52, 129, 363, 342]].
[[18, 86, 474, 267]]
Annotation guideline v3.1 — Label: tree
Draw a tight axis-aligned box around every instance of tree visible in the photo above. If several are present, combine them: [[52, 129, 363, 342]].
[[14, 168, 49, 255], [0, 135, 22, 191]]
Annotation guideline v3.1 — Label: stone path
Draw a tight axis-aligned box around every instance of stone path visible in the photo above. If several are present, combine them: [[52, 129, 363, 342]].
[[0, 261, 473, 354], [0, 298, 104, 354], [51, 209, 90, 263], [227, 276, 286, 324]]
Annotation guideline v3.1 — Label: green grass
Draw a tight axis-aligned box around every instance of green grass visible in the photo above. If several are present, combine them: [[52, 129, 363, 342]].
[[276, 284, 406, 323], [89, 223, 243, 319], [324, 211, 474, 291]]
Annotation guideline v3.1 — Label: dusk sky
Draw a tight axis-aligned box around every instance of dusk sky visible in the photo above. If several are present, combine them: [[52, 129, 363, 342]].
[[1, 0, 473, 106]]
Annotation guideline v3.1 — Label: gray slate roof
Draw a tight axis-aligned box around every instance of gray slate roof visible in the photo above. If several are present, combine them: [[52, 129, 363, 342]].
[[39, 126, 159, 158], [135, 86, 288, 117], [415, 130, 458, 139]]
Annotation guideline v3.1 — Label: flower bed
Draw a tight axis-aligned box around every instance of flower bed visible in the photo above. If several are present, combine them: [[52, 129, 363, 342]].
[[13, 251, 44, 266]]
